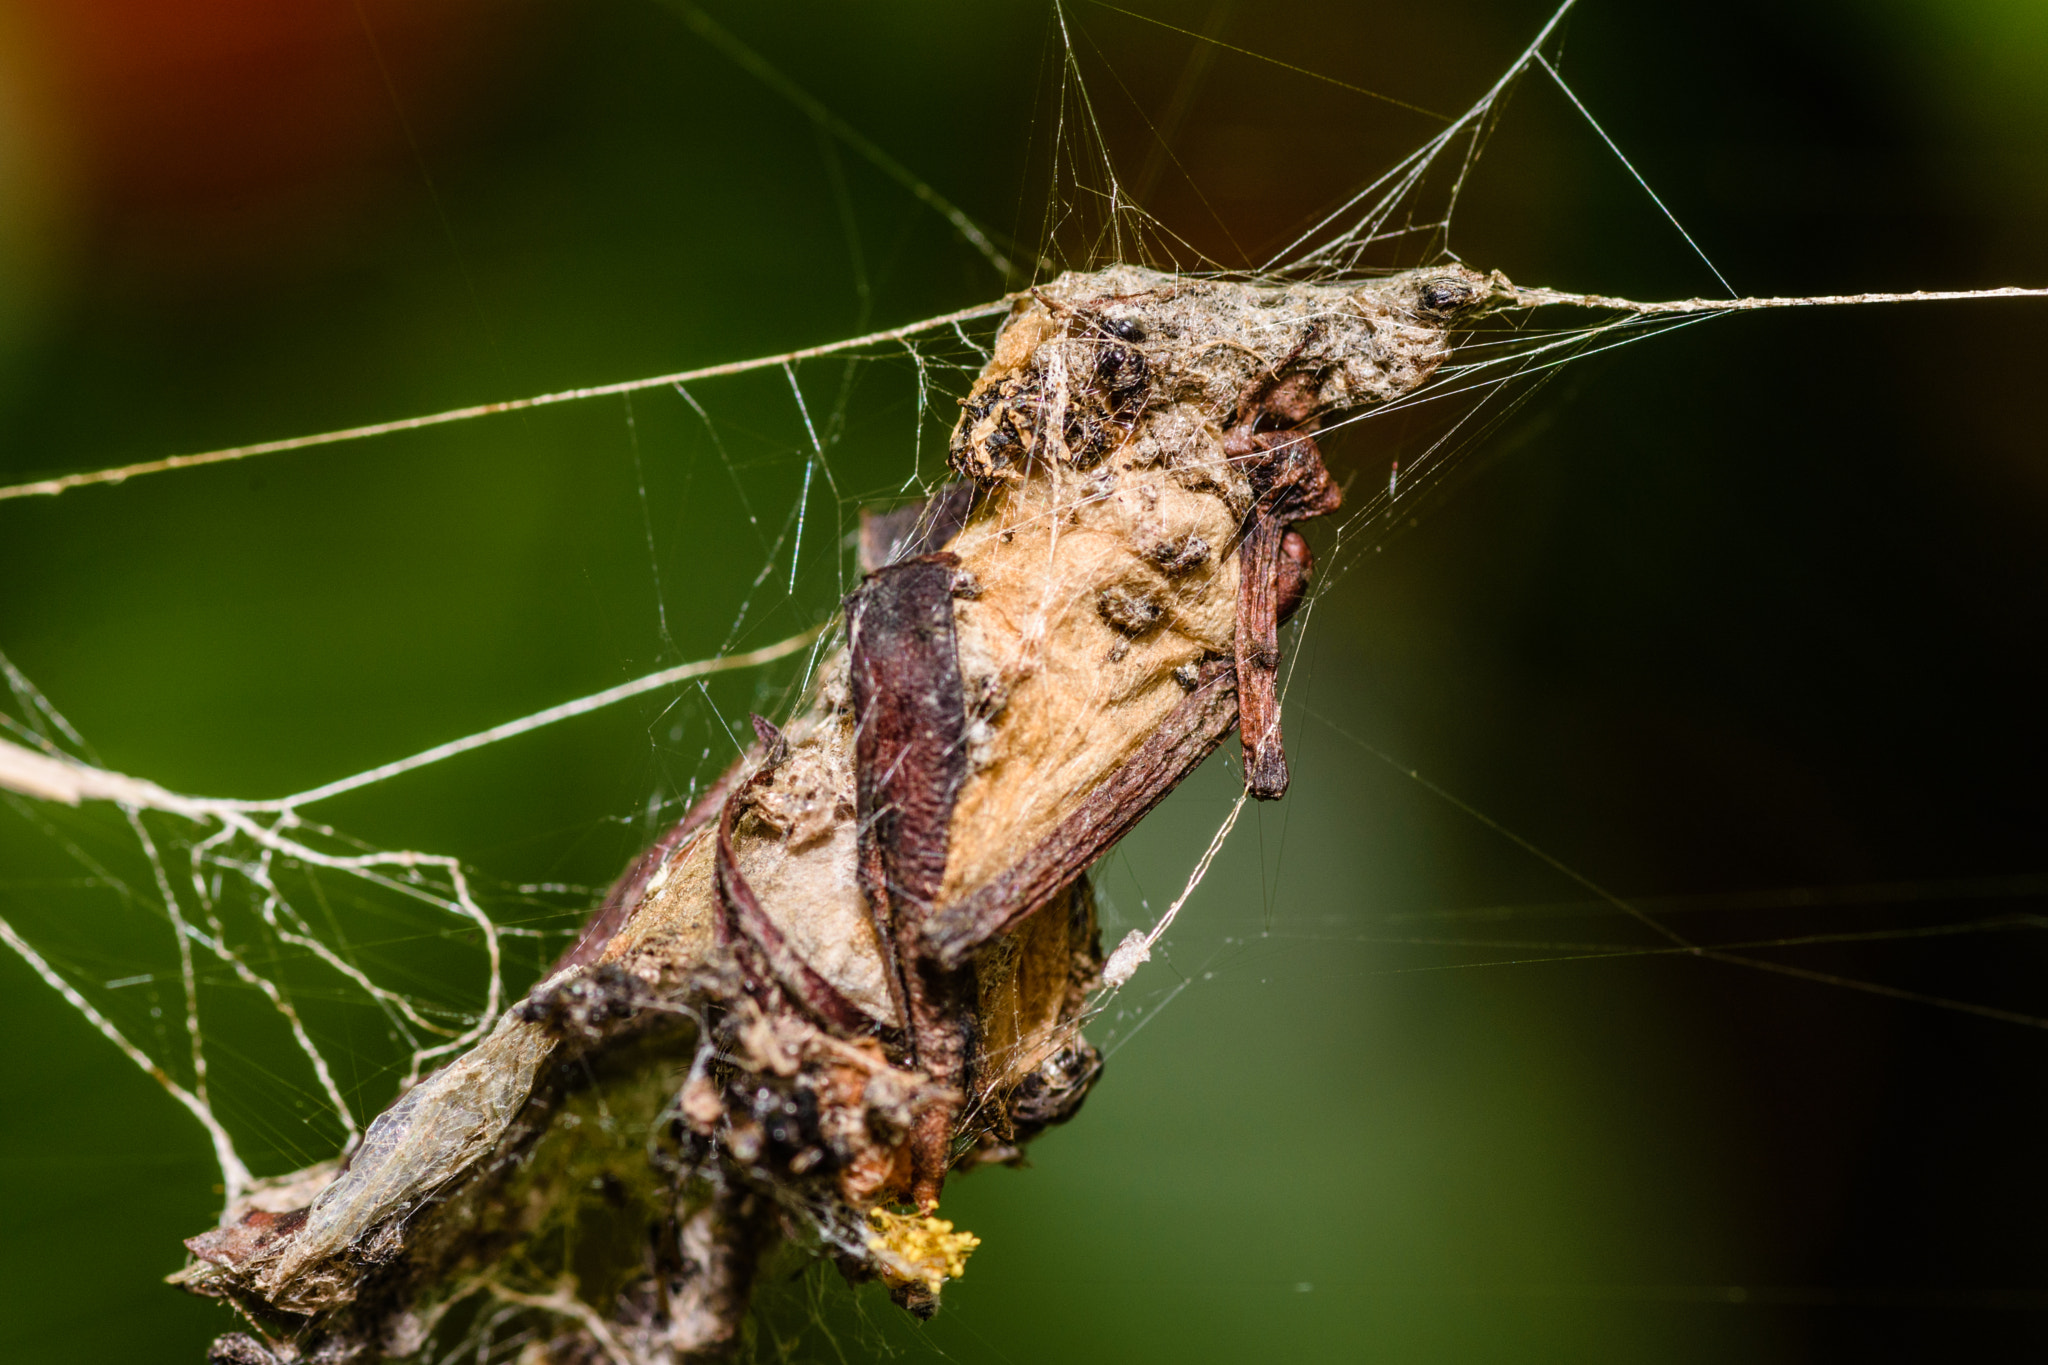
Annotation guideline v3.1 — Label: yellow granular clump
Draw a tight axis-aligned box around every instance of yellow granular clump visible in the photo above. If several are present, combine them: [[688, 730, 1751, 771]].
[[865, 1207, 982, 1292]]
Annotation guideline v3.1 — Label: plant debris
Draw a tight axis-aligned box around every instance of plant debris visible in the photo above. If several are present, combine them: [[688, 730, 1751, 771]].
[[176, 264, 1492, 1363]]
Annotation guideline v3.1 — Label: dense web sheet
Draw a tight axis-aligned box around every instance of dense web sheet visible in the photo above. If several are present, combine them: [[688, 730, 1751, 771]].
[[0, 1, 2044, 1355]]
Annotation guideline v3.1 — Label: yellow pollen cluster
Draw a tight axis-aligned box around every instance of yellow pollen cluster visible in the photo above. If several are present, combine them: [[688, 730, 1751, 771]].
[[865, 1207, 982, 1292]]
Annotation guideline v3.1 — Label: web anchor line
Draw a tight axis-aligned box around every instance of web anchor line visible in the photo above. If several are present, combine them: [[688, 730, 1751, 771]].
[[1499, 284, 2048, 315], [1533, 54, 1735, 298], [5, 282, 2044, 508], [0, 624, 824, 1209], [0, 300, 1013, 503], [0, 627, 823, 816]]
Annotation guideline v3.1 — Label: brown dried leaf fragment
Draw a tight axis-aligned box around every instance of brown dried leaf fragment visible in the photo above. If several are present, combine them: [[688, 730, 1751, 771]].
[[847, 553, 979, 1208]]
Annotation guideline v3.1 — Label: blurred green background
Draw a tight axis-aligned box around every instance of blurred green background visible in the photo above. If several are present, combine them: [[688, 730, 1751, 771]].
[[2, 1, 2046, 1360]]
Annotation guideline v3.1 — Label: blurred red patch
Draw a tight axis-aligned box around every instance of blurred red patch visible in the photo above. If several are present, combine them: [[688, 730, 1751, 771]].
[[24, 0, 525, 269]]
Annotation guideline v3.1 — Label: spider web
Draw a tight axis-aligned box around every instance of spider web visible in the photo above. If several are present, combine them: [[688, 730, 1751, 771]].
[[0, 0, 2044, 1359]]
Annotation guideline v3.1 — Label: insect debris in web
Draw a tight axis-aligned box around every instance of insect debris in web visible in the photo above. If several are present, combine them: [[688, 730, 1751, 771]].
[[155, 262, 1502, 1362]]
